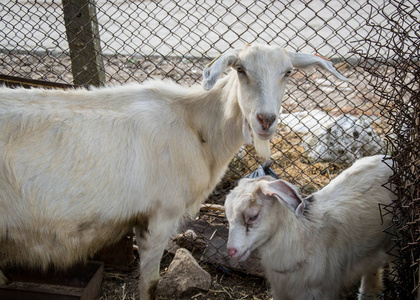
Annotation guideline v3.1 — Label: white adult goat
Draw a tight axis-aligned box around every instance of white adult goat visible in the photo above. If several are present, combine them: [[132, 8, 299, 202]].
[[0, 44, 346, 299], [226, 155, 394, 300]]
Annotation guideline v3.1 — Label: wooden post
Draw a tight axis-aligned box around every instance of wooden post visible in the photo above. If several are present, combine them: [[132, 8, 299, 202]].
[[62, 0, 105, 86]]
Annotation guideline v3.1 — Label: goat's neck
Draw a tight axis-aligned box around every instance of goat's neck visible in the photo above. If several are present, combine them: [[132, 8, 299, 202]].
[[216, 73, 244, 156], [186, 74, 244, 175], [260, 210, 314, 271]]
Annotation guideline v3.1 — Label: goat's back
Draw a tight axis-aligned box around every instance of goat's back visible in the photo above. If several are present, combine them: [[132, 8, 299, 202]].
[[0, 84, 213, 269], [309, 155, 394, 289], [315, 155, 393, 211]]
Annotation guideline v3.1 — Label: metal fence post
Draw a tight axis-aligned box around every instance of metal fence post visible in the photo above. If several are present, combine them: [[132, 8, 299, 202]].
[[62, 0, 105, 86]]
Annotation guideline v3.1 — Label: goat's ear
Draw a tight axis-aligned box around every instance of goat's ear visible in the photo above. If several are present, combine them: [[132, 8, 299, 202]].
[[202, 49, 241, 91], [260, 179, 305, 217], [288, 52, 348, 81]]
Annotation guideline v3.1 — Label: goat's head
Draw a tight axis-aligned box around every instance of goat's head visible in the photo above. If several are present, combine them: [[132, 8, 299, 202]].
[[225, 176, 305, 262], [202, 44, 348, 158]]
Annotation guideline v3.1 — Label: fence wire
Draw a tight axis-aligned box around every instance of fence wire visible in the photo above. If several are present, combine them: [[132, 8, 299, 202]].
[[0, 0, 419, 298], [356, 1, 420, 299]]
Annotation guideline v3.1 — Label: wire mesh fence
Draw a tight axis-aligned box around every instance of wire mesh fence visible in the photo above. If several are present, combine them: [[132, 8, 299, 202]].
[[0, 0, 418, 298], [356, 1, 420, 298]]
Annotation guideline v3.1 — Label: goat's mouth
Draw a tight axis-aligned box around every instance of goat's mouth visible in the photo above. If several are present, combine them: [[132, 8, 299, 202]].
[[251, 121, 277, 141], [232, 248, 251, 262], [254, 130, 274, 140]]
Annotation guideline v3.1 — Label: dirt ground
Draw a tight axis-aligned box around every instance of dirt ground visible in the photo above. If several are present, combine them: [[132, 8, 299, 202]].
[[99, 256, 272, 300], [98, 251, 359, 300]]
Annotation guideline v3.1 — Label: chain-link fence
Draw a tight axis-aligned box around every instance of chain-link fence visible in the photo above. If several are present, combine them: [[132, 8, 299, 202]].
[[0, 0, 419, 298], [356, 1, 420, 299]]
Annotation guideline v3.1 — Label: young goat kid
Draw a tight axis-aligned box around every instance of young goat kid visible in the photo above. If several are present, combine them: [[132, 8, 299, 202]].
[[0, 44, 346, 299], [226, 155, 394, 300]]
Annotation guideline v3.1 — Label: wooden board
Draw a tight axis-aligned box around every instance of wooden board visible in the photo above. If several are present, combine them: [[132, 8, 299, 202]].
[[0, 261, 104, 300]]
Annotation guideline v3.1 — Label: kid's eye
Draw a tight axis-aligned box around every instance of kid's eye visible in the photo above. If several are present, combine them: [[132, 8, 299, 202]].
[[248, 214, 259, 222]]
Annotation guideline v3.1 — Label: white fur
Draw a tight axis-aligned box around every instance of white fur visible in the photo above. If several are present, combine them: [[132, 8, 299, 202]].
[[226, 155, 394, 300], [0, 44, 346, 299]]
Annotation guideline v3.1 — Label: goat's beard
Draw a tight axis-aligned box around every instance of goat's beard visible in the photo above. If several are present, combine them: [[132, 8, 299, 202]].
[[254, 137, 271, 159]]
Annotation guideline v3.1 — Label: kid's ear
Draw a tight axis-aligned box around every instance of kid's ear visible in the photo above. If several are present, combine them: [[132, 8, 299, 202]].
[[260, 179, 305, 217]]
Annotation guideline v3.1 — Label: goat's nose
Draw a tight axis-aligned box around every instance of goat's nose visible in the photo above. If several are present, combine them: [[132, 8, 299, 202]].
[[257, 113, 276, 131], [228, 248, 237, 257]]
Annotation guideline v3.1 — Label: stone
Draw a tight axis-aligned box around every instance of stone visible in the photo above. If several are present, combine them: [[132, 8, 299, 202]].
[[172, 229, 207, 251], [156, 248, 212, 297]]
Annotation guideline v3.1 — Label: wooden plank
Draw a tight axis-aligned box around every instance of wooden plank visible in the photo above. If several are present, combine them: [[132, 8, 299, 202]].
[[80, 262, 104, 300], [0, 74, 76, 89], [62, 0, 105, 86], [0, 261, 104, 300]]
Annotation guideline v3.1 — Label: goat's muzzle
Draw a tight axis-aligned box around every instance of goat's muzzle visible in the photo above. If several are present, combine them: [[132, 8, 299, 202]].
[[257, 113, 276, 131]]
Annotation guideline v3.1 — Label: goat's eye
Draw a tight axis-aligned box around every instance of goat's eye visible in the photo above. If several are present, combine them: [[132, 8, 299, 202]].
[[285, 70, 292, 77], [236, 66, 246, 74], [248, 214, 259, 223]]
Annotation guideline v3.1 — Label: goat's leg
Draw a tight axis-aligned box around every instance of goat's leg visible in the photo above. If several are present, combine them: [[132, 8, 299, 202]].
[[0, 270, 8, 285], [136, 219, 176, 300], [358, 268, 385, 300]]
